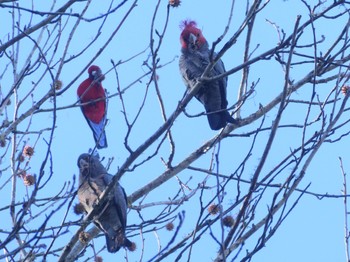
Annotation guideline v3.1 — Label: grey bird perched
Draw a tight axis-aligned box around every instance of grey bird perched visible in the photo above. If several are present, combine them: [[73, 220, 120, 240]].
[[77, 153, 132, 253], [179, 20, 238, 130]]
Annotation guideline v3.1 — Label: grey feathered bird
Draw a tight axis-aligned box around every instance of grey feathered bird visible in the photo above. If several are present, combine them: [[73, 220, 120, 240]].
[[179, 20, 237, 130], [77, 153, 131, 253]]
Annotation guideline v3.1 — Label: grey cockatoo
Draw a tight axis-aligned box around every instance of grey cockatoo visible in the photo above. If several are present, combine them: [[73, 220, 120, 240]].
[[77, 153, 131, 253], [179, 20, 238, 130]]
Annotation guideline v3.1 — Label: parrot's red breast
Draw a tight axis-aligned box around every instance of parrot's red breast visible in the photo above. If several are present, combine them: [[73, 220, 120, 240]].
[[77, 79, 106, 124]]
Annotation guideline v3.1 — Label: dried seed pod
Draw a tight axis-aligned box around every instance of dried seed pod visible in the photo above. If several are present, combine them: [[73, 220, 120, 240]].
[[17, 153, 25, 162], [23, 145, 34, 157], [54, 80, 63, 90], [17, 169, 26, 178], [341, 85, 349, 95], [95, 256, 103, 262], [73, 203, 86, 215], [207, 203, 221, 216], [222, 215, 235, 227], [79, 231, 91, 244], [169, 0, 181, 7], [23, 174, 35, 186], [127, 242, 137, 252], [165, 222, 174, 231]]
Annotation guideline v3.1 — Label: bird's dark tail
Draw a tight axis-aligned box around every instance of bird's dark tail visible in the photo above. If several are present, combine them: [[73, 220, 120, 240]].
[[225, 112, 239, 125], [105, 234, 123, 253], [207, 111, 238, 130], [106, 234, 133, 253]]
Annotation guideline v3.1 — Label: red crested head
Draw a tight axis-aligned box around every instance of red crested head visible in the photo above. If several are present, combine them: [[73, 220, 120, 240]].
[[180, 19, 197, 30], [180, 20, 207, 50], [88, 65, 101, 75], [87, 65, 105, 82]]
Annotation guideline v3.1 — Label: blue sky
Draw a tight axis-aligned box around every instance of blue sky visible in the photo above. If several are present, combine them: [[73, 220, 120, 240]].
[[1, 0, 350, 261]]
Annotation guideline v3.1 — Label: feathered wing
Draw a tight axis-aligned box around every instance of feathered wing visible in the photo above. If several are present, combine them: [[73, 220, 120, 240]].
[[115, 183, 132, 248], [204, 56, 237, 130], [179, 50, 236, 130], [95, 173, 129, 252]]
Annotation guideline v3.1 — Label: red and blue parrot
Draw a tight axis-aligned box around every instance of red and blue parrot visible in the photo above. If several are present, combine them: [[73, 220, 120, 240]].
[[77, 65, 108, 149]]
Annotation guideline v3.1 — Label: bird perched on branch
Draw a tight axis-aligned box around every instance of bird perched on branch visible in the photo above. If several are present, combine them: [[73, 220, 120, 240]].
[[77, 65, 108, 149], [179, 20, 237, 130], [77, 153, 132, 253]]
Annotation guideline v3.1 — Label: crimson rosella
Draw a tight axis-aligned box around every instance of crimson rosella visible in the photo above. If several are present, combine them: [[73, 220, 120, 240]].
[[179, 20, 237, 130], [77, 65, 108, 149], [77, 153, 132, 253]]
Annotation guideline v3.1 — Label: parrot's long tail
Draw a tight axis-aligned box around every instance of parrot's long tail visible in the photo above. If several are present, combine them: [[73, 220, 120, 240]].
[[105, 233, 133, 253], [87, 119, 108, 149], [105, 234, 122, 253], [207, 111, 238, 130]]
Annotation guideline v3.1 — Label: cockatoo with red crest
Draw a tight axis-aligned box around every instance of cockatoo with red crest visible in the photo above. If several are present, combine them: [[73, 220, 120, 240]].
[[77, 65, 108, 149], [179, 20, 237, 130]]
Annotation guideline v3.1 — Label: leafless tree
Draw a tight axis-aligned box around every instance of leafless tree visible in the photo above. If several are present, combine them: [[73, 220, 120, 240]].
[[1, 0, 350, 261]]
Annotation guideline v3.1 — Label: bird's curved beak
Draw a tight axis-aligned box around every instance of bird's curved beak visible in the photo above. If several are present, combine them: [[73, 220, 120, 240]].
[[79, 158, 90, 174], [188, 33, 198, 49], [91, 69, 105, 83]]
